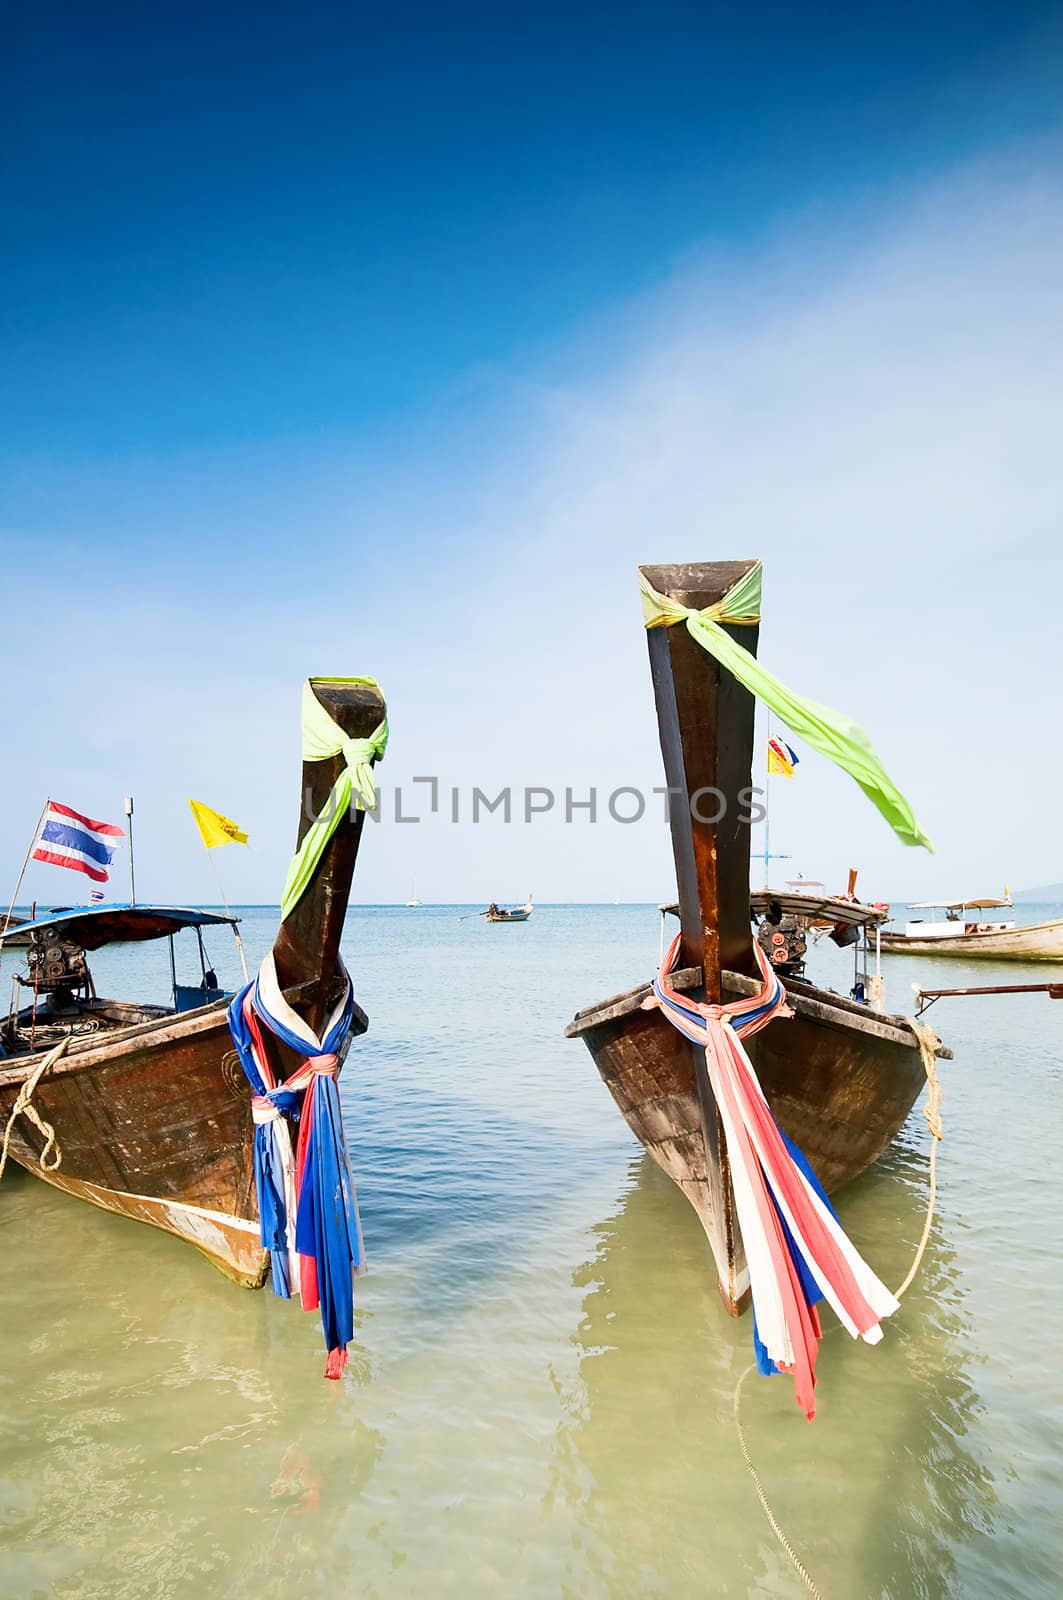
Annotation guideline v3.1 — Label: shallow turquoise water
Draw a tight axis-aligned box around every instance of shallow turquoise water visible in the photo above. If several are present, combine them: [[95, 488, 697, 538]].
[[1, 904, 1060, 1598]]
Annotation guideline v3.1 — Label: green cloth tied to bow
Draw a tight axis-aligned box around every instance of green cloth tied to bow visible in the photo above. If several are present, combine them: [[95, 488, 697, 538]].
[[280, 677, 389, 921], [639, 564, 932, 852]]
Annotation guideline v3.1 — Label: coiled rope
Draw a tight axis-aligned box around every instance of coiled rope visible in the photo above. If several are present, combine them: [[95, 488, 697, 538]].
[[0, 1036, 69, 1181], [732, 1020, 944, 1598]]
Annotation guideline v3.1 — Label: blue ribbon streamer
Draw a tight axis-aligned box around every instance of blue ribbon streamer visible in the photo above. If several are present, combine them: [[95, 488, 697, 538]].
[[226, 968, 362, 1358]]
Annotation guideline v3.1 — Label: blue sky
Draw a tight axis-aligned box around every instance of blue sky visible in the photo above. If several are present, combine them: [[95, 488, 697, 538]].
[[2, 4, 1062, 906]]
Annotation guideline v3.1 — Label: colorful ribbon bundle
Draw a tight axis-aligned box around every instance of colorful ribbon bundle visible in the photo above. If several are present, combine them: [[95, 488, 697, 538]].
[[644, 934, 899, 1418], [279, 677, 388, 921], [227, 953, 364, 1378], [639, 564, 933, 851]]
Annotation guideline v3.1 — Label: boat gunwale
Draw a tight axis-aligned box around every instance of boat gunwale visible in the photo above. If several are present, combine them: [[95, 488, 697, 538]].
[[565, 966, 952, 1056], [0, 986, 370, 1088]]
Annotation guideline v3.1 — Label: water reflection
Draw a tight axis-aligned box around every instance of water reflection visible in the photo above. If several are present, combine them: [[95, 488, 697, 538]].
[[3, 905, 1056, 1598], [0, 1166, 384, 1600], [556, 1144, 998, 1598]]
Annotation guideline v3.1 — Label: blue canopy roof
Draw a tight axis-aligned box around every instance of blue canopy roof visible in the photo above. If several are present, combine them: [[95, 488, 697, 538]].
[[0, 903, 239, 951]]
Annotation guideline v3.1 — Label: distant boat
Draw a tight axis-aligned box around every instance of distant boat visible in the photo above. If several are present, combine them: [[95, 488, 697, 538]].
[[484, 893, 533, 923], [404, 882, 422, 906], [0, 912, 32, 947], [879, 897, 1063, 961]]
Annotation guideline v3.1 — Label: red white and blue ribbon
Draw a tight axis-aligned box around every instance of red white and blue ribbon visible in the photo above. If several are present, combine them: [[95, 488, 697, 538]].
[[31, 800, 124, 884], [644, 934, 899, 1418], [227, 954, 364, 1378]]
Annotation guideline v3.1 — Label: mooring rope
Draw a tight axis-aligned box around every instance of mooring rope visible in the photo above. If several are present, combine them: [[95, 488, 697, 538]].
[[0, 1035, 70, 1181], [893, 1021, 944, 1299], [733, 1018, 944, 1598], [732, 1363, 823, 1596]]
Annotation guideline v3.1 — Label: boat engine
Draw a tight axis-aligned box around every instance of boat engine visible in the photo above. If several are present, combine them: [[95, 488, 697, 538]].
[[19, 928, 94, 1009], [757, 909, 808, 979]]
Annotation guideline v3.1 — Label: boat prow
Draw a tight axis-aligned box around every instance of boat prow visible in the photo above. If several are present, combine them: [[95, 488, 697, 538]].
[[567, 968, 948, 1312], [565, 556, 949, 1320]]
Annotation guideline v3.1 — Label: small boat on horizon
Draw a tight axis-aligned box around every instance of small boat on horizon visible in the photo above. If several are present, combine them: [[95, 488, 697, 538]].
[[0, 911, 32, 947], [484, 893, 534, 923], [878, 897, 1063, 961]]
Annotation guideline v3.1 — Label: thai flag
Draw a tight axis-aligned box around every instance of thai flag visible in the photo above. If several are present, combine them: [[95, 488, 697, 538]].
[[31, 801, 125, 884]]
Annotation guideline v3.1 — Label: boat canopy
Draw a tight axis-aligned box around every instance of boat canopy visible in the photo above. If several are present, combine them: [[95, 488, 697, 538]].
[[750, 890, 888, 928], [906, 897, 1012, 911], [0, 903, 239, 951], [661, 893, 886, 929]]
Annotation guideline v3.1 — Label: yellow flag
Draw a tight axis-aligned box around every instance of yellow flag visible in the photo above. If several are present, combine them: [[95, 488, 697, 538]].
[[189, 799, 248, 849]]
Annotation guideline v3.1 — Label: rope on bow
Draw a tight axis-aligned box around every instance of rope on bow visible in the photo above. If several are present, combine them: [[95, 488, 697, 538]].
[[0, 1036, 69, 1182]]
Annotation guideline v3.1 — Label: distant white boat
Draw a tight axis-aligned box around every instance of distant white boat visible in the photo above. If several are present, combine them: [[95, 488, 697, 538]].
[[878, 896, 1063, 961], [405, 884, 423, 907]]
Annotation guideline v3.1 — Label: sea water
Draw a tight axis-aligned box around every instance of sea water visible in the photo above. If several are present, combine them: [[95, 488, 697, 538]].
[[1, 904, 1060, 1598]]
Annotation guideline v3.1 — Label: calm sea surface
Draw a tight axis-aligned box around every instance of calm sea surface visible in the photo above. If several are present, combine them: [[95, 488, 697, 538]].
[[2, 904, 1061, 1599]]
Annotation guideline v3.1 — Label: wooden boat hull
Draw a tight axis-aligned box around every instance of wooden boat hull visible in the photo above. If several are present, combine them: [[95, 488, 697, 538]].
[[0, 995, 363, 1286], [879, 918, 1063, 961], [567, 970, 945, 1313], [485, 910, 531, 922]]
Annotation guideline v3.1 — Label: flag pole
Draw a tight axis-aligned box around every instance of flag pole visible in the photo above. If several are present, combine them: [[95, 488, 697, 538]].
[[762, 711, 771, 888], [204, 847, 249, 983], [0, 798, 49, 996], [124, 796, 136, 907]]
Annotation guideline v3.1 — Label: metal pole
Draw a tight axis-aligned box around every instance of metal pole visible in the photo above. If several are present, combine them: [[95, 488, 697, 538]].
[[0, 798, 48, 999], [762, 711, 770, 887], [204, 846, 249, 983], [124, 796, 135, 907]]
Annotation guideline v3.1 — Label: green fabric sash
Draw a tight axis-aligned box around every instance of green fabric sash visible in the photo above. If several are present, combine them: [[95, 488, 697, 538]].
[[279, 677, 389, 922], [639, 564, 932, 851]]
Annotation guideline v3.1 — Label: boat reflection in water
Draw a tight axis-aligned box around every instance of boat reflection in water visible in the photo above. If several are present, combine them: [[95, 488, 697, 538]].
[[549, 1148, 996, 1598], [1, 1158, 383, 1597]]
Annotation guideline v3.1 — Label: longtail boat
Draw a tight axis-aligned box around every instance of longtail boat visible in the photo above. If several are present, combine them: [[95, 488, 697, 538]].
[[484, 894, 534, 923], [878, 897, 1063, 961], [566, 560, 951, 1323], [0, 912, 32, 947], [0, 677, 385, 1289]]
